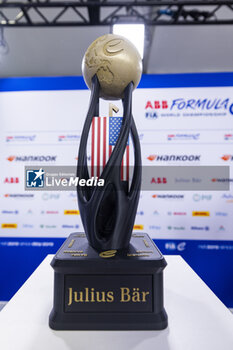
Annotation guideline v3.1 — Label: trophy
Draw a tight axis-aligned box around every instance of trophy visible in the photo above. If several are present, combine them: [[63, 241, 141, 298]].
[[49, 34, 168, 330]]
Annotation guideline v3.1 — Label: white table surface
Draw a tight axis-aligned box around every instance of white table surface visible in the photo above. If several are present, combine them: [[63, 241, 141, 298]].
[[0, 255, 233, 350]]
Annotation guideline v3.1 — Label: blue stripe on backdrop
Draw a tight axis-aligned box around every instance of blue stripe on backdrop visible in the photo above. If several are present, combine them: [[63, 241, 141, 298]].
[[155, 239, 233, 308], [0, 237, 65, 302], [0, 72, 233, 92], [0, 237, 233, 307]]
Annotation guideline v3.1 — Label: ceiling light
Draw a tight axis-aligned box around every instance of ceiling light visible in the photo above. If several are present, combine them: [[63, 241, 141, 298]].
[[112, 23, 145, 59]]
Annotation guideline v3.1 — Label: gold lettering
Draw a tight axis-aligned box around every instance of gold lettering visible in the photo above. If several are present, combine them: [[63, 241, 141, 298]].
[[136, 250, 153, 254], [96, 291, 106, 302], [68, 239, 75, 248], [132, 288, 141, 302], [68, 288, 73, 306], [64, 250, 83, 253], [91, 288, 95, 302], [99, 250, 117, 258], [107, 291, 114, 302], [142, 291, 150, 302], [143, 239, 150, 248], [127, 253, 150, 257], [85, 288, 89, 302], [71, 253, 87, 257], [74, 291, 83, 302], [120, 288, 131, 302]]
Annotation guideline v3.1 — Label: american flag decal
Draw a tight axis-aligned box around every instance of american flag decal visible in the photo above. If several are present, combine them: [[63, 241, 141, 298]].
[[91, 116, 129, 180]]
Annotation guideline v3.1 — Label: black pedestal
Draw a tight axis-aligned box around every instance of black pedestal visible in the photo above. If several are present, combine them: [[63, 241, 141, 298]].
[[49, 233, 168, 330]]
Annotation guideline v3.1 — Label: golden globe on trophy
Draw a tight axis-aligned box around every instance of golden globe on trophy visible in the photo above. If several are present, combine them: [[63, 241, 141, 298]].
[[49, 34, 168, 330]]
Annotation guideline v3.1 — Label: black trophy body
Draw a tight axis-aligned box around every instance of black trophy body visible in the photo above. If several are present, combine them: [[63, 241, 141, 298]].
[[76, 76, 141, 251]]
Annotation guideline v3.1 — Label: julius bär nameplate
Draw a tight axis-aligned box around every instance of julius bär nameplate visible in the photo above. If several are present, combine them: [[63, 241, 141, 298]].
[[49, 233, 167, 330], [65, 275, 152, 313]]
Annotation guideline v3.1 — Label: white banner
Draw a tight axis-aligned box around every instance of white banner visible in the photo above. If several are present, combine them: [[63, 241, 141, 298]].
[[0, 76, 233, 240]]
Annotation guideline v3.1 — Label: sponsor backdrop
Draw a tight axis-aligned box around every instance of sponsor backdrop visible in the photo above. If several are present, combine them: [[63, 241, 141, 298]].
[[0, 73, 233, 307]]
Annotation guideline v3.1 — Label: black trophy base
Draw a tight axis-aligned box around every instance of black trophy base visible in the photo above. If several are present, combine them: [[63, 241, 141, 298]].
[[49, 233, 168, 331]]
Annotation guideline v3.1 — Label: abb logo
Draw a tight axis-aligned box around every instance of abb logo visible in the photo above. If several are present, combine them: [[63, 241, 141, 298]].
[[145, 101, 168, 109], [151, 177, 167, 184], [4, 177, 19, 184]]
